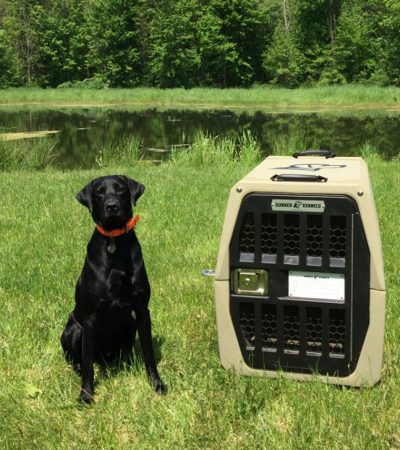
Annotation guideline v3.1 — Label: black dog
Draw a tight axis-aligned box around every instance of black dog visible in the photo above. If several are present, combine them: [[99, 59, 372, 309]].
[[61, 175, 166, 403]]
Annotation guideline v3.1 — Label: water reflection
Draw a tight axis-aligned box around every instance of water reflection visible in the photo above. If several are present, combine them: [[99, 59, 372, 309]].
[[0, 107, 399, 168]]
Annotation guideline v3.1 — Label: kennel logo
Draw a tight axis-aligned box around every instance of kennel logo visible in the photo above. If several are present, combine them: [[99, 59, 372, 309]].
[[273, 163, 346, 172], [271, 199, 325, 212]]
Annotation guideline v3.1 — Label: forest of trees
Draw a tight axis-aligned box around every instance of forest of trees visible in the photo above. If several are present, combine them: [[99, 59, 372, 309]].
[[0, 0, 400, 89]]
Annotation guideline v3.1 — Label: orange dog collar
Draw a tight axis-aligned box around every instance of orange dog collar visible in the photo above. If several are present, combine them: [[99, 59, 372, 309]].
[[95, 215, 140, 238]]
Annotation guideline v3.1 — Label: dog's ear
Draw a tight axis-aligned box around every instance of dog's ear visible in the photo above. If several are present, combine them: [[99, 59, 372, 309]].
[[124, 176, 145, 205], [76, 181, 93, 210]]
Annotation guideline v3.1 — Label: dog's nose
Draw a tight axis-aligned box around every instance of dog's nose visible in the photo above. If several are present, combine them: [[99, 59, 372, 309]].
[[106, 202, 119, 214]]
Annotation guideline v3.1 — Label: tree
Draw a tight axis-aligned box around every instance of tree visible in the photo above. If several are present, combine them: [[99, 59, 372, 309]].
[[295, 0, 342, 83], [31, 0, 89, 87], [145, 0, 202, 88], [380, 0, 400, 85], [331, 1, 379, 83], [86, 0, 141, 87], [262, 0, 303, 87], [3, 0, 39, 85], [2, 0, 89, 87], [210, 0, 268, 86], [263, 23, 303, 87], [0, 28, 17, 86], [0, 0, 398, 88], [197, 5, 240, 87]]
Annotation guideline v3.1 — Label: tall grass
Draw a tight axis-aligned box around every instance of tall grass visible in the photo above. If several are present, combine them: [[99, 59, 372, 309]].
[[0, 132, 261, 171], [0, 136, 59, 170], [1, 85, 400, 109], [269, 131, 322, 156], [97, 136, 143, 167], [0, 159, 399, 449], [237, 129, 262, 165], [268, 134, 391, 160], [169, 130, 261, 166], [2, 130, 393, 173], [359, 142, 383, 162]]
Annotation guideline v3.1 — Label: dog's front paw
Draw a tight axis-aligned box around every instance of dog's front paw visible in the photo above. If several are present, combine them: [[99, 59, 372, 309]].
[[153, 377, 168, 395], [79, 389, 94, 404]]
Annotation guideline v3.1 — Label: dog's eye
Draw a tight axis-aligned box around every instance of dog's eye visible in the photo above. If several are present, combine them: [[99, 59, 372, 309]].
[[95, 186, 106, 196], [115, 185, 126, 193]]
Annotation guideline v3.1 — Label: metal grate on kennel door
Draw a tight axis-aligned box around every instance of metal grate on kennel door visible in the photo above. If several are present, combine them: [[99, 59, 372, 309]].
[[229, 193, 370, 377]]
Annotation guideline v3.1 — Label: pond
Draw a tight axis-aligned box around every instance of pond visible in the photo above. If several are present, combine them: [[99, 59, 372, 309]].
[[1, 106, 400, 169]]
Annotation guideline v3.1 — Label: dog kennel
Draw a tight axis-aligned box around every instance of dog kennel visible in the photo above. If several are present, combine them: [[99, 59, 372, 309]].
[[214, 151, 385, 386]]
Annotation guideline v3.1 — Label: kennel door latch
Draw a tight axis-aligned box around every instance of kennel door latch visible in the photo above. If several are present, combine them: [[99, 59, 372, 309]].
[[233, 269, 268, 296]]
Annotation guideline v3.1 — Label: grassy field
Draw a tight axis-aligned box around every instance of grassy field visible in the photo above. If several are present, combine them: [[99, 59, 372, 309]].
[[0, 153, 399, 449], [2, 85, 400, 110]]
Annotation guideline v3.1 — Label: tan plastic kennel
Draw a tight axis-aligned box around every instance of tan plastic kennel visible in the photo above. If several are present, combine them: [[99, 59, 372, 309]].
[[214, 151, 385, 386]]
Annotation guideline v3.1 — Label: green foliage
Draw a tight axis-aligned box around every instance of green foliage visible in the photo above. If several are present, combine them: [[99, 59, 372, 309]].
[[1, 0, 400, 88], [2, 0, 89, 87], [333, 0, 385, 83], [0, 30, 16, 87], [316, 52, 346, 86], [197, 7, 238, 87], [143, 0, 268, 88], [85, 0, 141, 87], [57, 76, 109, 89], [30, 0, 89, 87], [210, 0, 268, 86], [145, 0, 202, 88], [381, 0, 400, 86], [263, 23, 303, 88], [295, 0, 341, 82], [2, 0, 39, 85]]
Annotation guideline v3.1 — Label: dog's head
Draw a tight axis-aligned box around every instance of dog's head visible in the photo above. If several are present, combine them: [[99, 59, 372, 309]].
[[76, 175, 144, 230]]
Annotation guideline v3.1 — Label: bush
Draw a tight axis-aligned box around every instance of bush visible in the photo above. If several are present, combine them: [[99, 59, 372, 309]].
[[57, 76, 109, 89]]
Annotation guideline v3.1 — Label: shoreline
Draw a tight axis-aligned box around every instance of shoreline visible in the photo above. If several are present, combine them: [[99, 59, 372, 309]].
[[1, 85, 400, 111], [1, 100, 400, 112]]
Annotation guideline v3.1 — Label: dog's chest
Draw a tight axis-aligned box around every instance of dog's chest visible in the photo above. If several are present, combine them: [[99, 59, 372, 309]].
[[83, 236, 143, 313], [106, 269, 134, 307], [98, 267, 136, 311]]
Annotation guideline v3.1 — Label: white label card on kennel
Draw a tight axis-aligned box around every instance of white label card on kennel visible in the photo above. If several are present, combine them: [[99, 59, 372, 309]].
[[289, 271, 345, 302]]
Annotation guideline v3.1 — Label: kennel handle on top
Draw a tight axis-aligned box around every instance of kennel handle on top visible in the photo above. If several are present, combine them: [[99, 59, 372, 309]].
[[271, 174, 328, 183], [293, 149, 336, 158]]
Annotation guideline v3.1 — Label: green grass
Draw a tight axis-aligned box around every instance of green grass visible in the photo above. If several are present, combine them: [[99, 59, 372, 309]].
[[98, 136, 143, 168], [0, 132, 262, 171], [169, 130, 261, 166], [269, 131, 322, 156], [0, 155, 399, 449], [2, 85, 400, 110], [0, 136, 59, 171], [1, 131, 391, 174]]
